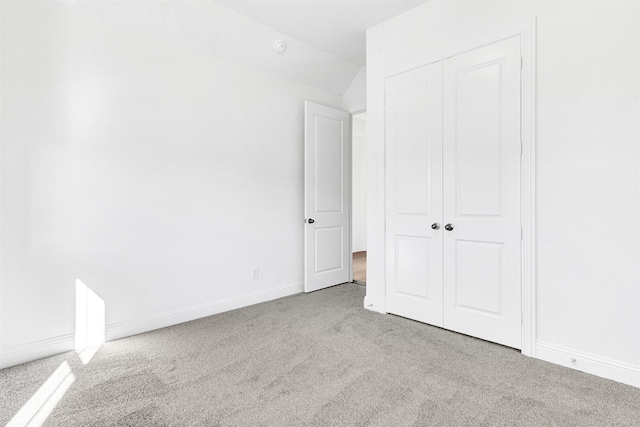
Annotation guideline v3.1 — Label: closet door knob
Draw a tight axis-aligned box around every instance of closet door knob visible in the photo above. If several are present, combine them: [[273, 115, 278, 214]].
[[307, 218, 315, 224], [431, 223, 440, 230], [444, 223, 454, 231]]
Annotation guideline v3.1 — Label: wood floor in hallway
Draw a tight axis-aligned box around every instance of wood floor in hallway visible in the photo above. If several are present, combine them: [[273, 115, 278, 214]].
[[353, 251, 366, 284]]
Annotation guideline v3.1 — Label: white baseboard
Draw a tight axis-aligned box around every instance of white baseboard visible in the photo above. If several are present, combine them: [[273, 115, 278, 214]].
[[536, 341, 640, 388], [0, 282, 303, 370], [363, 296, 381, 312], [0, 333, 75, 370], [106, 282, 304, 342]]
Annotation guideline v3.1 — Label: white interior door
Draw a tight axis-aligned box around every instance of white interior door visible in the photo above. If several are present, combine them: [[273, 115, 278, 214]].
[[304, 101, 351, 292], [385, 62, 444, 325], [442, 37, 522, 349]]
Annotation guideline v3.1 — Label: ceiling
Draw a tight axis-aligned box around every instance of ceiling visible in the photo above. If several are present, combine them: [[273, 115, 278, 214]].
[[216, 1, 429, 66]]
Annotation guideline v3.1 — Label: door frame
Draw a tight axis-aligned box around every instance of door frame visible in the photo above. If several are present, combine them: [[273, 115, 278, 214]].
[[367, 18, 537, 357], [347, 106, 367, 284]]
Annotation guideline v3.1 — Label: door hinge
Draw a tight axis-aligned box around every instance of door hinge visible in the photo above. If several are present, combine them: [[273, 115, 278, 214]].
[[520, 57, 523, 70], [521, 228, 524, 240], [520, 142, 523, 155]]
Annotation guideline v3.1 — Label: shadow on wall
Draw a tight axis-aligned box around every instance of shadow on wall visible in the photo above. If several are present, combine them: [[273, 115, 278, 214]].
[[5, 280, 106, 426]]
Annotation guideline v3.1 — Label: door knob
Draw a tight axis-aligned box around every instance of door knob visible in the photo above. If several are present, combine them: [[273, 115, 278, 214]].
[[307, 218, 315, 224], [431, 223, 440, 230], [444, 223, 454, 231]]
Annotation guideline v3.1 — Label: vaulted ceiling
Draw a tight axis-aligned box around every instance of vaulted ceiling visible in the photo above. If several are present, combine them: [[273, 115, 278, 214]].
[[77, 1, 428, 95], [217, 1, 429, 66]]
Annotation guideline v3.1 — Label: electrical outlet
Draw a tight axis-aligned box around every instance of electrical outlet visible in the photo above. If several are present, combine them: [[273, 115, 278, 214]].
[[252, 267, 259, 279]]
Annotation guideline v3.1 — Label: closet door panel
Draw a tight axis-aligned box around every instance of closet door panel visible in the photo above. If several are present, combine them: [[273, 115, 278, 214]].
[[385, 62, 444, 326], [442, 36, 522, 349]]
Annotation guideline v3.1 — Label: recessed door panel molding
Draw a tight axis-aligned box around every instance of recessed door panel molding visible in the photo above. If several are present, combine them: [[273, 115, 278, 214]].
[[314, 227, 344, 274], [443, 36, 522, 349], [396, 83, 432, 215], [455, 59, 503, 217], [314, 115, 345, 213], [454, 240, 504, 316], [385, 61, 444, 327], [395, 235, 431, 300], [304, 102, 351, 292]]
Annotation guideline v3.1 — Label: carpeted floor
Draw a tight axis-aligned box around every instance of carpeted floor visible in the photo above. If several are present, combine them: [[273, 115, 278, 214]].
[[1, 283, 639, 426]]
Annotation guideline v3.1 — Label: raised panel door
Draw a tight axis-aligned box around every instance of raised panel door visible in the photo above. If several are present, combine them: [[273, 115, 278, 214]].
[[385, 62, 444, 326], [442, 37, 522, 348]]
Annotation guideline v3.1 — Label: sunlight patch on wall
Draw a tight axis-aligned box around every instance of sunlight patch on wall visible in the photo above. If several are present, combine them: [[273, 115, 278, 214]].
[[74, 279, 105, 364], [5, 361, 76, 427], [5, 280, 106, 425]]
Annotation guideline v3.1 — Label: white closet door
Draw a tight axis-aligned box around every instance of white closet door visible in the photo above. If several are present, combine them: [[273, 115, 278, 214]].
[[442, 37, 522, 348], [385, 62, 444, 326]]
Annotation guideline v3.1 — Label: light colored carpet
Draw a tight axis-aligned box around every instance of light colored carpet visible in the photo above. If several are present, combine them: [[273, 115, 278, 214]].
[[1, 283, 639, 426]]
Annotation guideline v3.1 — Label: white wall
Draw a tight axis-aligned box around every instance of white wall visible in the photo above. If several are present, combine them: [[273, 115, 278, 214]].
[[0, 1, 341, 368], [366, 1, 640, 386], [352, 114, 367, 253], [343, 66, 367, 112]]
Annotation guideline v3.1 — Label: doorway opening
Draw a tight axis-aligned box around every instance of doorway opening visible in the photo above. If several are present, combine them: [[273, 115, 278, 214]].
[[351, 112, 367, 286]]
